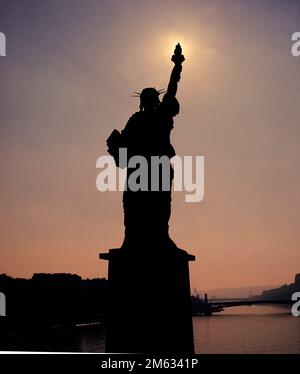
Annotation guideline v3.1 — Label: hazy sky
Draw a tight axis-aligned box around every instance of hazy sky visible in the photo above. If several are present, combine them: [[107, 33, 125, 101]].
[[0, 0, 300, 290]]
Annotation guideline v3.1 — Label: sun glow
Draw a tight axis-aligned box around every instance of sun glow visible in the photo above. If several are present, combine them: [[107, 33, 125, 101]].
[[166, 36, 192, 61], [167, 37, 191, 57], [155, 33, 216, 73], [155, 34, 193, 65]]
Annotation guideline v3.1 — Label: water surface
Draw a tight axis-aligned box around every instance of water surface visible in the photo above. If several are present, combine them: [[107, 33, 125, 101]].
[[193, 305, 300, 354]]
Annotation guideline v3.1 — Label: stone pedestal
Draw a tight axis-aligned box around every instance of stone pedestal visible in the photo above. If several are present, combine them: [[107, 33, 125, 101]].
[[99, 247, 195, 353]]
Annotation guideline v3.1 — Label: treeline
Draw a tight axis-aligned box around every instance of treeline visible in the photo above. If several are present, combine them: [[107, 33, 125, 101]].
[[0, 273, 108, 328], [259, 273, 300, 300]]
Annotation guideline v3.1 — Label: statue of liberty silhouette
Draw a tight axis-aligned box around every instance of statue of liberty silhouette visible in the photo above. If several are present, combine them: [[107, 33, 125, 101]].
[[107, 43, 185, 250]]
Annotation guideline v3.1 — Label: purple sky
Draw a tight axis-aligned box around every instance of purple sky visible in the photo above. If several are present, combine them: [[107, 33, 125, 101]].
[[0, 0, 300, 289]]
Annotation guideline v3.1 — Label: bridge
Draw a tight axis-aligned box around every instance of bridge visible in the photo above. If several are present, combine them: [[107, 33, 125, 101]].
[[192, 294, 293, 316]]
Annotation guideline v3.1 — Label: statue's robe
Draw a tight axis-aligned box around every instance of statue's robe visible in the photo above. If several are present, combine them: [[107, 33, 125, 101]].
[[109, 94, 180, 249]]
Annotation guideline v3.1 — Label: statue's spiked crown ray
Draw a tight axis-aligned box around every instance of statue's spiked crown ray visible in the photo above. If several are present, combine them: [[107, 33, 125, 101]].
[[131, 88, 166, 97]]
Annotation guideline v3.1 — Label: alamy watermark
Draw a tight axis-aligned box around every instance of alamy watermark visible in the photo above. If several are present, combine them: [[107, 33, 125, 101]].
[[96, 149, 204, 203], [0, 32, 6, 56], [291, 292, 300, 317], [291, 32, 300, 57], [0, 292, 6, 316]]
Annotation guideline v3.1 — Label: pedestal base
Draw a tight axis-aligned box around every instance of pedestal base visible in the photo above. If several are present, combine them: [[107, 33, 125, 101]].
[[100, 247, 195, 353]]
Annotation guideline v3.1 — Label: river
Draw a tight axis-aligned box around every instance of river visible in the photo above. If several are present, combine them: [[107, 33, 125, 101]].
[[193, 305, 300, 354], [76, 305, 300, 354]]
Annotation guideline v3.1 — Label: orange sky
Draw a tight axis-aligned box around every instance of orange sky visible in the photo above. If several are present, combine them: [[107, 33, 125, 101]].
[[0, 0, 300, 290]]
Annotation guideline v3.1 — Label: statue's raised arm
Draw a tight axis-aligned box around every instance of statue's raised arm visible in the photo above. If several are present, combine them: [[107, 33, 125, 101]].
[[165, 43, 185, 98]]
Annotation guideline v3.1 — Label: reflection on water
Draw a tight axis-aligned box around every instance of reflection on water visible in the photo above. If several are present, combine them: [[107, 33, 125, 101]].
[[76, 328, 105, 353], [193, 305, 300, 354], [4, 305, 299, 353], [75, 305, 300, 354]]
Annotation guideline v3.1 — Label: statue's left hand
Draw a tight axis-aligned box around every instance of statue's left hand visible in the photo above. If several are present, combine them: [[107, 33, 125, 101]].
[[106, 129, 121, 149]]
